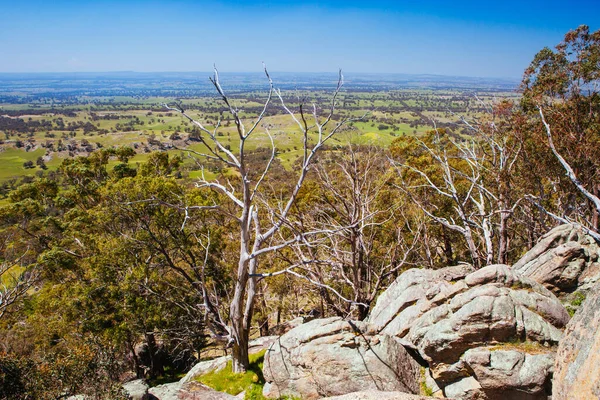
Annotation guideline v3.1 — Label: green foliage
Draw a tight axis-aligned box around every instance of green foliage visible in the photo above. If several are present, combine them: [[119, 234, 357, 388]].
[[567, 291, 587, 316], [0, 338, 128, 400], [139, 151, 183, 177], [571, 291, 586, 307], [520, 25, 600, 236], [522, 25, 600, 101]]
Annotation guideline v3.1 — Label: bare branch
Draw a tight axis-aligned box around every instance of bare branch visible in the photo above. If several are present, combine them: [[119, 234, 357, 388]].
[[539, 106, 600, 214]]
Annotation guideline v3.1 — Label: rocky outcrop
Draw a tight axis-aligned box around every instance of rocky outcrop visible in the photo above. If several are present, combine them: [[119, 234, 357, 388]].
[[368, 264, 570, 400], [322, 391, 436, 399], [450, 349, 554, 400], [262, 317, 421, 399], [248, 335, 278, 354], [513, 224, 600, 296], [552, 281, 600, 399], [368, 264, 475, 336], [148, 381, 236, 400]]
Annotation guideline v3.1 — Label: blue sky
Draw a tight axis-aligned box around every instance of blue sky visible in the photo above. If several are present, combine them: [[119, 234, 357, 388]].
[[0, 0, 598, 78]]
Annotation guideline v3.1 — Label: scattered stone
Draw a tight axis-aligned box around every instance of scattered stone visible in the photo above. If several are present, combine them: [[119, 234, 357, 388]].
[[262, 317, 421, 399], [552, 281, 600, 399]]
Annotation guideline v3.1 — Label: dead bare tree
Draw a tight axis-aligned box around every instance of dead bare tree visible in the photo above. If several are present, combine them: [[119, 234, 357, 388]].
[[282, 144, 424, 320], [392, 118, 522, 268], [165, 66, 350, 372], [458, 104, 523, 264]]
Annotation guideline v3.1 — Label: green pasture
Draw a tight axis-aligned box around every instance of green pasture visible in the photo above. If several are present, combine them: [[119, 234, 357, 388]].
[[1, 89, 517, 182]]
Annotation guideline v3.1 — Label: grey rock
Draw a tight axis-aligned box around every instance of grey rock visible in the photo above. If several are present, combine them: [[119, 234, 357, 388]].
[[262, 317, 421, 399], [248, 335, 278, 354], [368, 264, 569, 400], [148, 381, 236, 400], [123, 379, 150, 400], [180, 356, 230, 384], [442, 377, 483, 400], [148, 382, 182, 400], [553, 281, 600, 400], [368, 265, 474, 335], [462, 349, 553, 395], [513, 224, 600, 295], [423, 368, 442, 397], [322, 391, 436, 399]]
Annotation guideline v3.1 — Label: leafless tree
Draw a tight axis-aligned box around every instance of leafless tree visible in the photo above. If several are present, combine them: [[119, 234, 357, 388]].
[[165, 66, 351, 372], [392, 117, 522, 268], [458, 105, 523, 264], [282, 144, 424, 320]]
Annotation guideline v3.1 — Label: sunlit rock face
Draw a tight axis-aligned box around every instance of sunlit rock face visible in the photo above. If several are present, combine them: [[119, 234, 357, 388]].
[[513, 224, 600, 297], [368, 264, 570, 400], [552, 281, 600, 400], [262, 317, 421, 400]]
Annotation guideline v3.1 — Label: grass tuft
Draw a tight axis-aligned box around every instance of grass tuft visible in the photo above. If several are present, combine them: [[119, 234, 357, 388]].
[[196, 350, 266, 396], [419, 367, 435, 396]]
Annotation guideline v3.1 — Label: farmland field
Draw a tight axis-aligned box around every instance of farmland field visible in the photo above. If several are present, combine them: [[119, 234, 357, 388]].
[[0, 72, 519, 186]]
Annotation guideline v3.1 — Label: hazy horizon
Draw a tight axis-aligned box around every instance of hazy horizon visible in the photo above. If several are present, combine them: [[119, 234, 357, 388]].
[[1, 0, 598, 78], [0, 70, 522, 80]]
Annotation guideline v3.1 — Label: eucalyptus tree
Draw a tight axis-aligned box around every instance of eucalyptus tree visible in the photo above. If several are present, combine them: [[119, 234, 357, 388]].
[[522, 25, 600, 240]]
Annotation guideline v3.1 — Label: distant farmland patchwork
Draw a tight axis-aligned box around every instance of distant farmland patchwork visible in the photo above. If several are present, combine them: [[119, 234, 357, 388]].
[[0, 72, 519, 183]]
